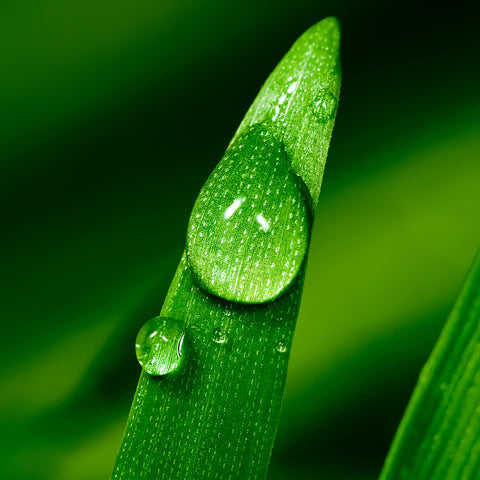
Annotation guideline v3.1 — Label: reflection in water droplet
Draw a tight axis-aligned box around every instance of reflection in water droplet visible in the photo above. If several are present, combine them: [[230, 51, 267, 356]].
[[256, 213, 270, 232], [224, 197, 245, 220], [312, 87, 337, 122], [272, 78, 299, 121], [212, 328, 227, 344], [186, 124, 312, 304], [135, 316, 185, 376], [276, 342, 287, 353]]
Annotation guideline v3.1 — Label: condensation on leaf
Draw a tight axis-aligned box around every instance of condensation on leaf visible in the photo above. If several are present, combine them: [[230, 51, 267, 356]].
[[312, 86, 338, 122]]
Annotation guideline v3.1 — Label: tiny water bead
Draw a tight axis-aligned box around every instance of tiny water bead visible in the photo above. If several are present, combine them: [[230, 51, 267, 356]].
[[186, 124, 312, 304], [135, 316, 185, 376], [312, 86, 338, 122], [276, 341, 287, 353], [212, 328, 227, 344]]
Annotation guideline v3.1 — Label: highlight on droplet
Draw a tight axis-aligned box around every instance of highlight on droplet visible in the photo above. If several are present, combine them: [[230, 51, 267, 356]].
[[256, 213, 270, 232], [224, 197, 245, 220]]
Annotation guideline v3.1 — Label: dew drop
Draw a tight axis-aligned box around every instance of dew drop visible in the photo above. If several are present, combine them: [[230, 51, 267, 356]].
[[135, 316, 185, 376], [276, 341, 287, 353], [186, 124, 312, 304], [212, 328, 227, 344], [312, 87, 337, 122]]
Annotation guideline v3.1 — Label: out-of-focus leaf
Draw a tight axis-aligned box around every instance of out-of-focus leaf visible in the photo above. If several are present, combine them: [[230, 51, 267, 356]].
[[379, 250, 480, 479]]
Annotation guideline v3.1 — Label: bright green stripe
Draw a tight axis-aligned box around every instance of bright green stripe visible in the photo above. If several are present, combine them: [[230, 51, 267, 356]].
[[379, 251, 480, 480], [111, 17, 340, 479]]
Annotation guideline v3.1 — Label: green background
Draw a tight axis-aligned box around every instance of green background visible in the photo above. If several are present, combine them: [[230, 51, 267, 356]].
[[1, 1, 479, 479]]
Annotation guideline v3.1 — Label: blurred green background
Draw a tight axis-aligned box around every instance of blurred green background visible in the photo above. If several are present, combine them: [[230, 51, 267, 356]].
[[1, 1, 479, 479]]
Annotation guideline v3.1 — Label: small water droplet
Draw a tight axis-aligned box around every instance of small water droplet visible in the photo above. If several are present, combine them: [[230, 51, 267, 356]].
[[186, 124, 312, 304], [212, 328, 227, 344], [135, 316, 185, 376], [276, 341, 287, 353], [312, 87, 337, 122]]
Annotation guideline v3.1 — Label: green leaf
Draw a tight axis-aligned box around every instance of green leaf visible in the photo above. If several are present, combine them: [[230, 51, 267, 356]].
[[379, 250, 480, 480], [111, 17, 341, 479]]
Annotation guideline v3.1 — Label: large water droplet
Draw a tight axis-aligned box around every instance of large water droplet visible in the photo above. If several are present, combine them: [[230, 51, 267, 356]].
[[135, 316, 185, 376], [276, 341, 287, 353], [186, 124, 312, 304], [312, 87, 337, 122]]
